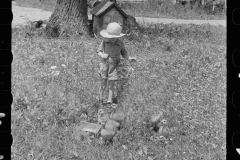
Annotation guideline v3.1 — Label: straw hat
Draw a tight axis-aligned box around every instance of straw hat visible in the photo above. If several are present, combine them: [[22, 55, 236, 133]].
[[100, 22, 125, 38]]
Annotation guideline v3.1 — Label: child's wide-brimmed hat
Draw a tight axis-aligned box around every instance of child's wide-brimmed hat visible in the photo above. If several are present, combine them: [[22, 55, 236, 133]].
[[100, 22, 125, 38]]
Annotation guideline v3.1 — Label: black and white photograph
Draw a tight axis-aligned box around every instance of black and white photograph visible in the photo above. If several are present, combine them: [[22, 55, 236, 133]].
[[11, 0, 226, 159]]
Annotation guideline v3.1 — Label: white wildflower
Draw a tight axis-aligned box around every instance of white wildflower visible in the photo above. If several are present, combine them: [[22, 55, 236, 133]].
[[53, 71, 60, 76], [50, 66, 57, 70]]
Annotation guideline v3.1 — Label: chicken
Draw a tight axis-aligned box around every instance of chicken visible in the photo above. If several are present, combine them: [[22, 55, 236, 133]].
[[158, 119, 170, 140]]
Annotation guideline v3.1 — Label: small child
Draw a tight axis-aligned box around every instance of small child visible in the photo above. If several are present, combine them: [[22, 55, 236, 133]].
[[97, 22, 130, 104]]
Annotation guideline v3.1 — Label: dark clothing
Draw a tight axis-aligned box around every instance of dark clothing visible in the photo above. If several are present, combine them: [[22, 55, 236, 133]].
[[97, 39, 128, 64]]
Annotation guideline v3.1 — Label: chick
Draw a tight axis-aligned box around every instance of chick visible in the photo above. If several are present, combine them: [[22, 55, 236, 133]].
[[100, 129, 116, 142], [150, 111, 163, 124], [150, 111, 163, 131], [105, 119, 120, 132], [97, 109, 104, 116], [109, 112, 125, 124], [79, 110, 88, 121], [97, 109, 109, 125], [158, 119, 170, 140]]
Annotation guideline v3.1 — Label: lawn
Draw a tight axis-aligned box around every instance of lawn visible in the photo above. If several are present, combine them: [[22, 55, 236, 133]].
[[15, 0, 226, 20], [12, 21, 226, 159], [122, 2, 226, 20]]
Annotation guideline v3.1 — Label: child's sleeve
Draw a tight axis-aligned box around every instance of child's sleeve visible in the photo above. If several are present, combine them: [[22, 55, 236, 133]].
[[97, 41, 104, 53], [121, 42, 129, 59]]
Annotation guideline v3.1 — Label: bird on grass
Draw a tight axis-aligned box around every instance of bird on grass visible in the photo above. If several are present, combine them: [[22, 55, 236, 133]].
[[158, 119, 170, 140], [97, 109, 109, 125], [149, 111, 163, 131]]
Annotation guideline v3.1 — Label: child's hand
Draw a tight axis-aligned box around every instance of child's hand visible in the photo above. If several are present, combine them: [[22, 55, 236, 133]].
[[101, 53, 109, 59], [98, 52, 109, 59]]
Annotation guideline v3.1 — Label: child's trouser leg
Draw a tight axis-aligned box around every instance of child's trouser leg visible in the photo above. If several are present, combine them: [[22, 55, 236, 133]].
[[99, 78, 108, 102], [98, 62, 109, 103], [107, 80, 116, 103], [107, 62, 118, 103]]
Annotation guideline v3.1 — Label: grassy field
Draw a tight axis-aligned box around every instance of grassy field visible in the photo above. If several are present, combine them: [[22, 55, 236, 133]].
[[15, 0, 226, 20], [121, 1, 226, 20], [12, 21, 226, 159]]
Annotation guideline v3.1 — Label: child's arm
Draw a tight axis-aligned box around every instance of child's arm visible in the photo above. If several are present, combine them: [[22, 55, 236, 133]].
[[97, 41, 108, 59], [120, 42, 129, 60], [121, 42, 137, 62]]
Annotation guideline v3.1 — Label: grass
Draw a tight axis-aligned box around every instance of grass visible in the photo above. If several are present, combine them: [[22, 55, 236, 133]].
[[121, 1, 226, 20], [12, 21, 226, 159], [15, 0, 226, 20]]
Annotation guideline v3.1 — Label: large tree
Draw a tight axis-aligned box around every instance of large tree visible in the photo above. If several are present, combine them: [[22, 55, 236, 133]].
[[45, 0, 90, 38]]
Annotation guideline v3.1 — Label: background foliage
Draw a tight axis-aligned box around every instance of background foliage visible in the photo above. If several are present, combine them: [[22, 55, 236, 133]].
[[15, 0, 226, 20]]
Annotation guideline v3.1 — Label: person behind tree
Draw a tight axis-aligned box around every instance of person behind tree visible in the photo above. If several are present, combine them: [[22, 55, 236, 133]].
[[97, 22, 130, 105]]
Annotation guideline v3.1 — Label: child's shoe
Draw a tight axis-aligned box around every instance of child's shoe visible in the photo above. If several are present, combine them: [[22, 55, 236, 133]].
[[112, 97, 118, 104]]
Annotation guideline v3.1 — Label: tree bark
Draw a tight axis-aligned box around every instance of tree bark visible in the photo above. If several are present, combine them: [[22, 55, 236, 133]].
[[46, 0, 90, 38]]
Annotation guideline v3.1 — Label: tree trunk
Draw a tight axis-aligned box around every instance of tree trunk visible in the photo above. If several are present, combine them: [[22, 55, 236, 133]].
[[45, 0, 90, 38]]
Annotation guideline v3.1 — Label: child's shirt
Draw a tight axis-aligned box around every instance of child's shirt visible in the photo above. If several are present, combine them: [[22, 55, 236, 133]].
[[97, 39, 129, 64]]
